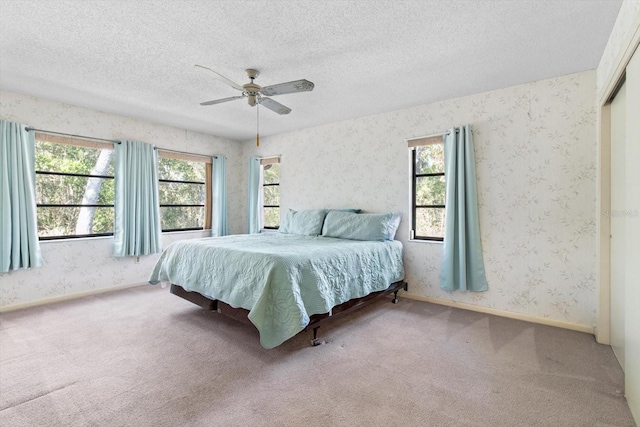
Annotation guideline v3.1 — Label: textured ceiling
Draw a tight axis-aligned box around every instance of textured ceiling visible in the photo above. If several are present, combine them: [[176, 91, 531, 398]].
[[0, 0, 622, 141]]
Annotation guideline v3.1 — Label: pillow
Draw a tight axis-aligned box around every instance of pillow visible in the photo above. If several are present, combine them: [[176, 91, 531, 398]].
[[279, 209, 294, 232], [320, 209, 360, 232], [279, 209, 327, 236], [386, 212, 402, 240], [322, 211, 393, 241], [329, 208, 361, 213]]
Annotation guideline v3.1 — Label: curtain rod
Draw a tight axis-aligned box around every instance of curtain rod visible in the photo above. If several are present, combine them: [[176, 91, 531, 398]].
[[156, 147, 217, 159], [406, 129, 460, 144], [260, 154, 281, 159], [25, 127, 120, 144], [26, 127, 217, 158]]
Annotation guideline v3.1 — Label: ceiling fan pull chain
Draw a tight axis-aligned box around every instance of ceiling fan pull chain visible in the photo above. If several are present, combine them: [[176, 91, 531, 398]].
[[256, 98, 260, 147]]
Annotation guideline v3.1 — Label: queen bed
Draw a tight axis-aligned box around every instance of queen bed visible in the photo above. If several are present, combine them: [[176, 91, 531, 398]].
[[149, 210, 406, 348]]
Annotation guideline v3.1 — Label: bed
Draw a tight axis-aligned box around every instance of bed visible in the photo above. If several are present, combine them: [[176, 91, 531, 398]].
[[149, 210, 406, 348]]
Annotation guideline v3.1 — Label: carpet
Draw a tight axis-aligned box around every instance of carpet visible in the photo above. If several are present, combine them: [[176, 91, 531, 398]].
[[0, 285, 635, 426]]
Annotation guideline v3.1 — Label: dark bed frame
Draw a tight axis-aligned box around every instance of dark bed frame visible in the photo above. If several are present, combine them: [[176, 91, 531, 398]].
[[170, 280, 408, 346]]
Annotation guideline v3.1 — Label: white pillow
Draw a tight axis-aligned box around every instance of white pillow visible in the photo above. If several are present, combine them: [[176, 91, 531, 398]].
[[386, 212, 402, 240]]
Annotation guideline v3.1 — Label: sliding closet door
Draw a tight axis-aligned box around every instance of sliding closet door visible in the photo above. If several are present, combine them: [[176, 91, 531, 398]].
[[610, 81, 626, 369], [623, 47, 639, 421], [610, 46, 640, 422]]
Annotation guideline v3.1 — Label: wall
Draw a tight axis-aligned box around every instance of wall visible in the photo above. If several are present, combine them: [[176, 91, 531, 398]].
[[243, 70, 598, 329], [0, 91, 243, 308]]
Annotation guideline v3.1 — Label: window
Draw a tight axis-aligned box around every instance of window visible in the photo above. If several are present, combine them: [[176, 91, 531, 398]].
[[261, 157, 280, 229], [35, 133, 115, 240], [157, 151, 212, 232], [33, 133, 212, 239], [409, 136, 446, 241]]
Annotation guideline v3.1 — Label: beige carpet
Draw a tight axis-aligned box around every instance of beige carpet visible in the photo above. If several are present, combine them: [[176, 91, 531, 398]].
[[0, 285, 635, 427]]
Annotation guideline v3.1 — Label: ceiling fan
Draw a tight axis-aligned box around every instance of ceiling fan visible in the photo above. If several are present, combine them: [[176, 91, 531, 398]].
[[196, 65, 314, 115]]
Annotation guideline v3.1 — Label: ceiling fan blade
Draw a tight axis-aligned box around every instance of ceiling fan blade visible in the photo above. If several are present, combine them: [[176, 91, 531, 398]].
[[195, 64, 244, 91], [260, 79, 314, 96], [200, 96, 244, 106], [258, 97, 292, 115]]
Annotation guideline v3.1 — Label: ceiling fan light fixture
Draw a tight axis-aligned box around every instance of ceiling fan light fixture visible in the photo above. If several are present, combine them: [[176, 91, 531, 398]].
[[197, 65, 314, 115]]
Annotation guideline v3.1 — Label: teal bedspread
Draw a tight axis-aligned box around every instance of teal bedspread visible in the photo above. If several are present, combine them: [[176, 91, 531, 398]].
[[149, 233, 404, 348]]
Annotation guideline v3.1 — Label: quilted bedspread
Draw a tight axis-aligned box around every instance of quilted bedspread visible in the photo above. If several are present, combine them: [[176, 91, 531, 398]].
[[149, 233, 404, 348]]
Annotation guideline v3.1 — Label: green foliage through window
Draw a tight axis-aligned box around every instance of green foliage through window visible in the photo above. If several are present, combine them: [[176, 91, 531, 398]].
[[157, 157, 206, 231], [34, 136, 211, 239], [412, 144, 446, 240], [35, 139, 114, 239]]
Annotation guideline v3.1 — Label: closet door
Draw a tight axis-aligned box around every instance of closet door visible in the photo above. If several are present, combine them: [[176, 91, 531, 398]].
[[609, 81, 626, 369], [623, 48, 639, 419]]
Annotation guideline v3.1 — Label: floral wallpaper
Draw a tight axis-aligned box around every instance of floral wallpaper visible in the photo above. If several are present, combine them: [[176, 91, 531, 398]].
[[1, 69, 600, 328], [243, 71, 599, 328], [0, 91, 244, 307], [596, 0, 640, 100]]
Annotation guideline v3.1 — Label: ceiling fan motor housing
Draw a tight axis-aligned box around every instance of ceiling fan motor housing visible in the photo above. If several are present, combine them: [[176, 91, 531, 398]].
[[243, 81, 261, 106]]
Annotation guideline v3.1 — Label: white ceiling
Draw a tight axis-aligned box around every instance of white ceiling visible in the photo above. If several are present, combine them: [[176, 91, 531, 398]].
[[0, 0, 622, 141]]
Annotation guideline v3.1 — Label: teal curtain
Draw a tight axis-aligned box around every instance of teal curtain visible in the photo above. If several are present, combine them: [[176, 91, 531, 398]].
[[211, 155, 228, 236], [247, 156, 261, 234], [440, 125, 488, 292], [0, 120, 42, 272], [113, 140, 161, 257]]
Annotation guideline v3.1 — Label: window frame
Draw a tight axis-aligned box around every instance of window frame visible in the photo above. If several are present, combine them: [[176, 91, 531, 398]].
[[409, 135, 446, 242], [34, 132, 115, 241], [157, 150, 212, 233], [261, 157, 281, 230]]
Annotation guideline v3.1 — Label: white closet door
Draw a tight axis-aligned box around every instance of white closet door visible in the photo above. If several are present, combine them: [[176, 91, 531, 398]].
[[610, 81, 626, 369]]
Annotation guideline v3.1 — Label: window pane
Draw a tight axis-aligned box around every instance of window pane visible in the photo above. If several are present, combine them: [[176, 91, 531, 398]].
[[263, 185, 280, 206], [159, 182, 204, 205], [158, 157, 205, 182], [37, 206, 114, 237], [263, 163, 280, 185], [415, 207, 446, 239], [415, 176, 445, 205], [415, 144, 444, 174], [37, 175, 114, 205], [264, 207, 280, 228], [158, 156, 206, 231], [160, 206, 204, 230], [35, 141, 114, 176], [35, 139, 115, 239]]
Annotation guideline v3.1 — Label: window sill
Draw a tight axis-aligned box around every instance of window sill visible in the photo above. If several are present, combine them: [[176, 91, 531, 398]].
[[162, 229, 209, 235], [39, 234, 114, 244], [39, 229, 210, 243], [408, 239, 444, 245]]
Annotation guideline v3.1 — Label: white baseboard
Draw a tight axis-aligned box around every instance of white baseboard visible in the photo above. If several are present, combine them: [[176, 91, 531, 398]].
[[1, 285, 595, 336], [0, 283, 146, 313], [401, 292, 595, 335]]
